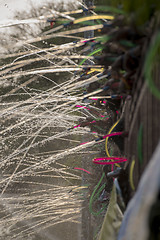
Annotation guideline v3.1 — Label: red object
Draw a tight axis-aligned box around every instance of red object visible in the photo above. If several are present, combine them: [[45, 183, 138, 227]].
[[93, 157, 127, 165], [74, 167, 91, 174], [50, 22, 53, 28]]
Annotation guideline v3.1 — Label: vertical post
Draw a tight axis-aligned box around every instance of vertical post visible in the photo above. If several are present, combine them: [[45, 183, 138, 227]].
[[81, 2, 94, 239], [83, 0, 94, 39]]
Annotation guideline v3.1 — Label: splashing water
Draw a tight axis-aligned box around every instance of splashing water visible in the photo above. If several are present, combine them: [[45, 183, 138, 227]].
[[0, 1, 117, 239]]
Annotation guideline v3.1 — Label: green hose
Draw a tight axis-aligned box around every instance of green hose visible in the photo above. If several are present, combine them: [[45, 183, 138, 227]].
[[79, 48, 103, 66], [144, 32, 160, 100], [89, 173, 108, 216], [97, 35, 111, 44], [94, 6, 125, 15]]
